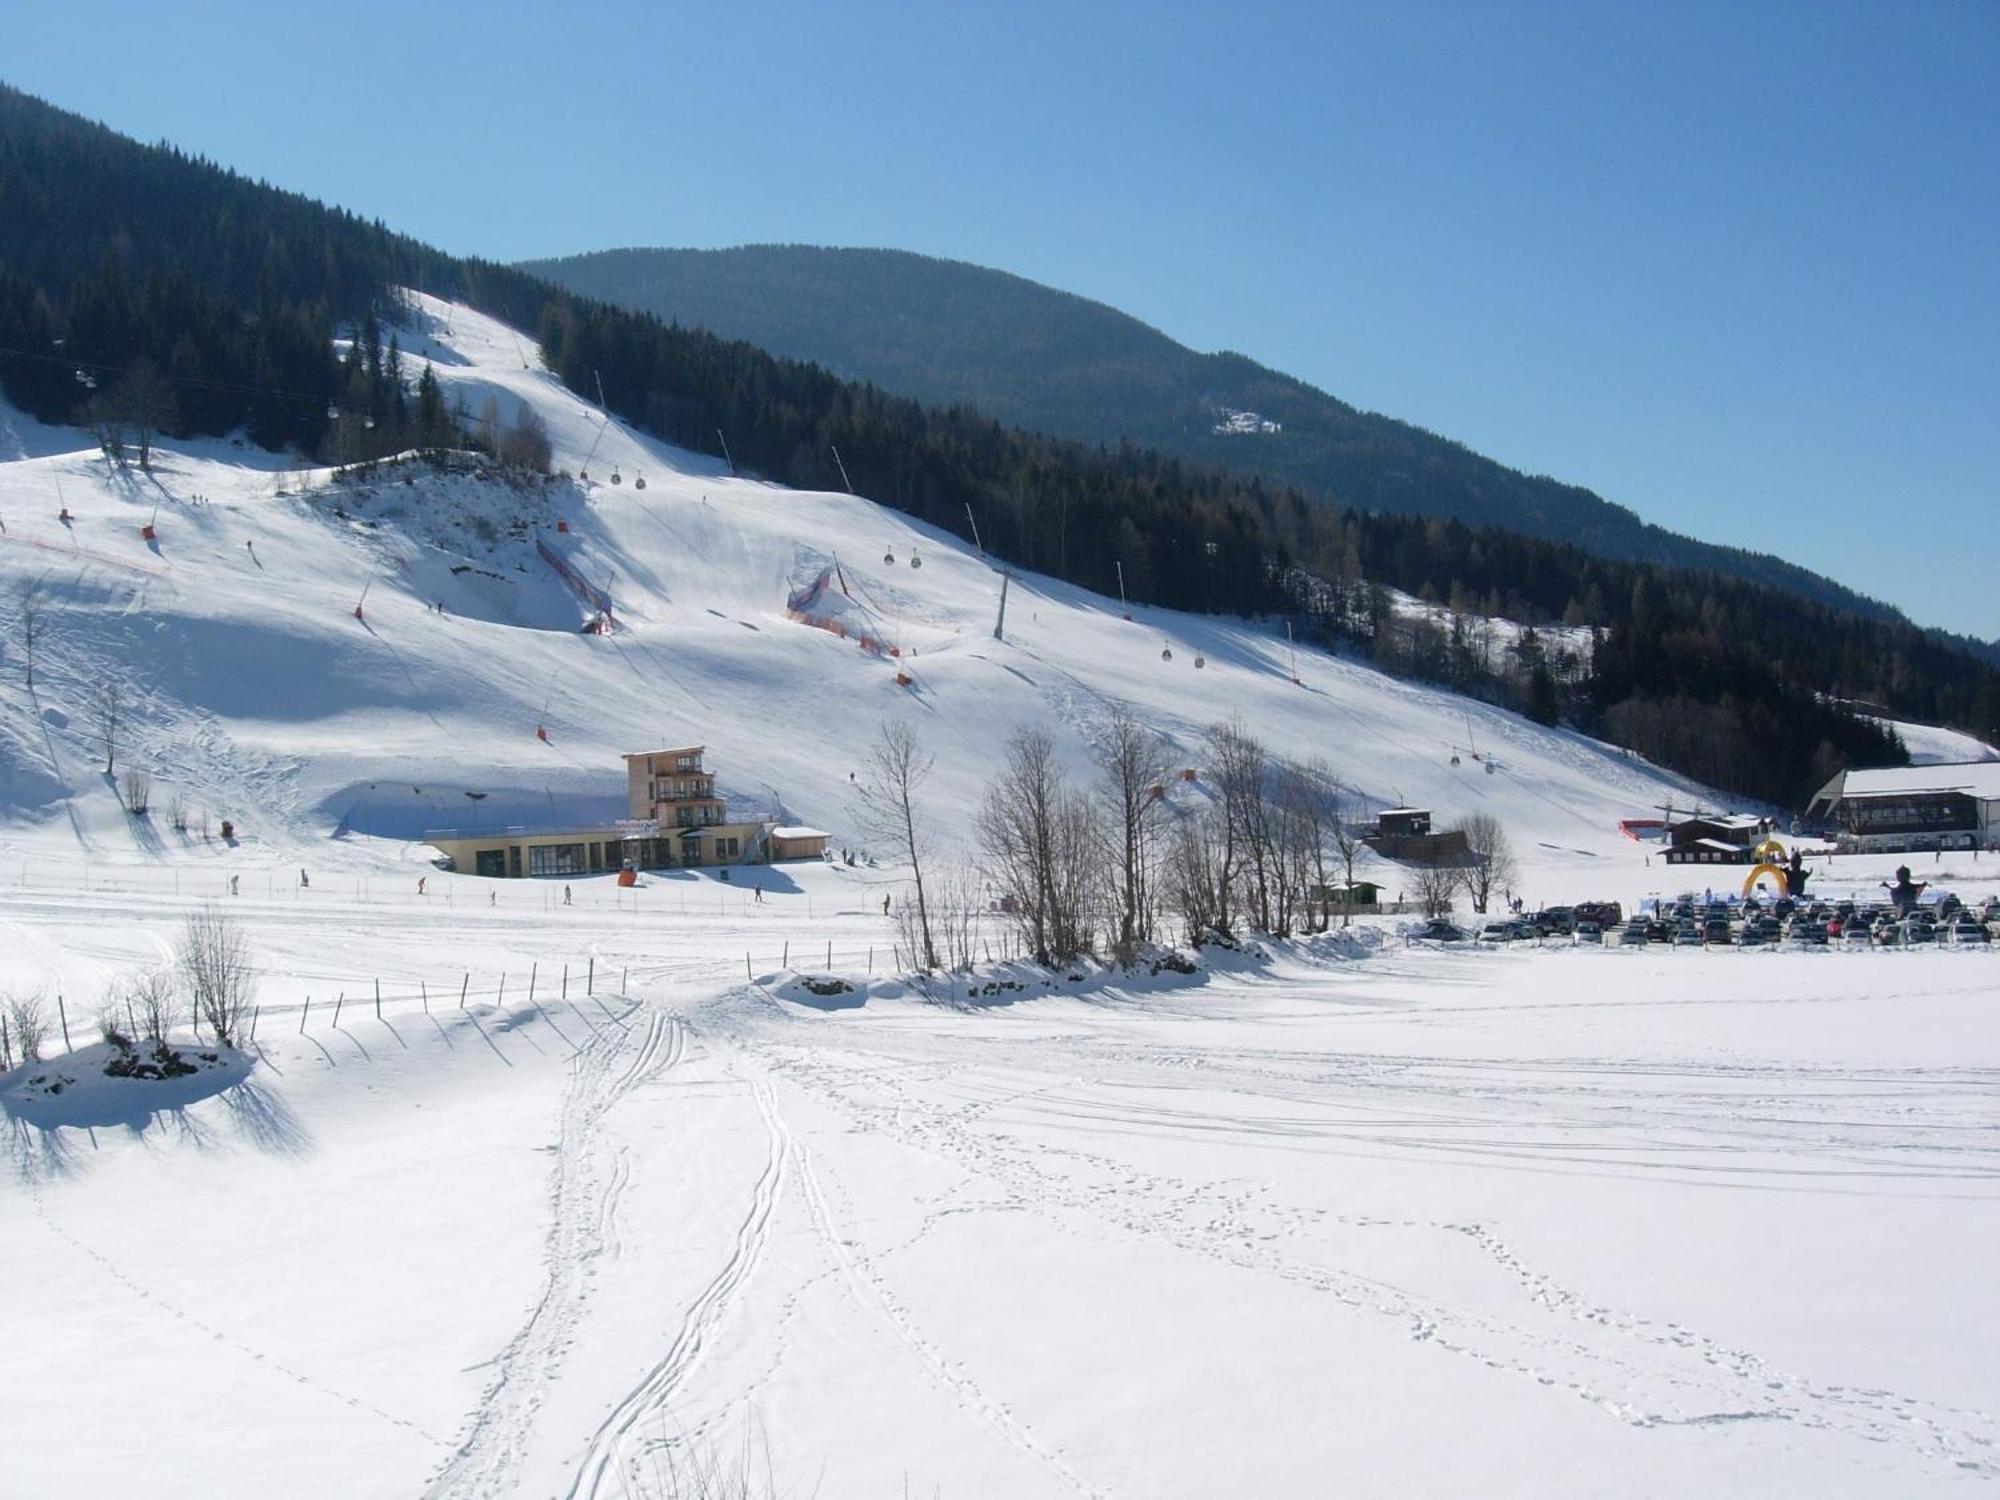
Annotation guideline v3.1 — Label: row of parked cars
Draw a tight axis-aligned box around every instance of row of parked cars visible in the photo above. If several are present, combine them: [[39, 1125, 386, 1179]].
[[1417, 894, 1999, 949]]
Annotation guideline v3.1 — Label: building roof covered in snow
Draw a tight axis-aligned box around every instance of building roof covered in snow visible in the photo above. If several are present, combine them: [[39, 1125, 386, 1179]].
[[1820, 762, 2000, 801]]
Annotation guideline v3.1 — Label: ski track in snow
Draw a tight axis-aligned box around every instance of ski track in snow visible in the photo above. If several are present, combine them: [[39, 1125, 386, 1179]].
[[423, 1000, 679, 1500], [560, 1064, 790, 1500]]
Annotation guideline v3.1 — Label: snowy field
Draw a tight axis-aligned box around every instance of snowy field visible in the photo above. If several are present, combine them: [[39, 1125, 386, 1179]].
[[5, 857, 1997, 1498], [4, 296, 1997, 1496]]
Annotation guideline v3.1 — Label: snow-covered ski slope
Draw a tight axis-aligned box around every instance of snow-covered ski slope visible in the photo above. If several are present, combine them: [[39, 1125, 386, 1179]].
[[2, 291, 1714, 894], [5, 298, 1997, 1500]]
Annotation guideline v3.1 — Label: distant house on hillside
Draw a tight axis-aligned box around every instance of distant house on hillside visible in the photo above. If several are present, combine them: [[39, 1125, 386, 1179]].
[[1661, 813, 1772, 866], [425, 746, 829, 877], [1365, 807, 1471, 865]]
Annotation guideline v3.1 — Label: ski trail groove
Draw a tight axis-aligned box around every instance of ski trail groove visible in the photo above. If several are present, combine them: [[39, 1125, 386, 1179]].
[[562, 1067, 789, 1500], [423, 1003, 676, 1500]]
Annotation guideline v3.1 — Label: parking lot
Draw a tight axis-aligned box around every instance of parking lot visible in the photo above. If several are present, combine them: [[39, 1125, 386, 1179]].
[[1416, 892, 2000, 950]]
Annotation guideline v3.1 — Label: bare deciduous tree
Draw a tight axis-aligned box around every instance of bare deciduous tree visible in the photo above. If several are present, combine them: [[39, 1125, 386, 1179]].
[[120, 767, 151, 815], [1097, 706, 1170, 961], [1408, 855, 1460, 919], [17, 578, 44, 691], [167, 790, 188, 833], [1275, 759, 1342, 933], [125, 968, 181, 1045], [977, 727, 1099, 967], [5, 989, 50, 1065], [111, 356, 178, 472], [177, 907, 254, 1046], [1453, 812, 1518, 916], [97, 680, 121, 775], [1164, 808, 1232, 944], [1327, 786, 1369, 928], [853, 719, 939, 971]]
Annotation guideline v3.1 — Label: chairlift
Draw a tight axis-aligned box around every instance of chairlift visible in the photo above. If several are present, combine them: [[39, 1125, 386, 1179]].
[[634, 471, 647, 491], [1194, 653, 1206, 669], [910, 553, 921, 569], [610, 467, 622, 486], [884, 550, 896, 565], [1485, 759, 1496, 776], [1161, 647, 1174, 662], [1450, 754, 1461, 767]]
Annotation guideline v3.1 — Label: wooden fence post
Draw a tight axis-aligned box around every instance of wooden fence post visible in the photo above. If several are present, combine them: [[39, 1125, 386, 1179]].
[[374, 978, 382, 1020], [332, 991, 345, 1027], [745, 953, 752, 980], [422, 979, 429, 1014], [782, 940, 789, 969], [528, 963, 537, 1005], [587, 956, 594, 994], [251, 1005, 261, 1041], [57, 993, 71, 1053], [459, 973, 469, 1010], [562, 963, 568, 1000], [300, 995, 311, 1033]]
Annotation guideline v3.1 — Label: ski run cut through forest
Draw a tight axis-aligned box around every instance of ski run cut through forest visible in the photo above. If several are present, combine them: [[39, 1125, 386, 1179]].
[[1, 295, 1995, 1499]]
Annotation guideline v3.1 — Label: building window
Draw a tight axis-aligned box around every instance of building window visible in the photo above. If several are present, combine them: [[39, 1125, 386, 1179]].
[[529, 843, 587, 876]]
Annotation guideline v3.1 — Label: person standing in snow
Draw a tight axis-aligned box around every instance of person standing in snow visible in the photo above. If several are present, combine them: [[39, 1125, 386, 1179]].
[[563, 885, 572, 905], [417, 876, 427, 896], [883, 893, 892, 915], [300, 868, 309, 889], [229, 874, 239, 896]]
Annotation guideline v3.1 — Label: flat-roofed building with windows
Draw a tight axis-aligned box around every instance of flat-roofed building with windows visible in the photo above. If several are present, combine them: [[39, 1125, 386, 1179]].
[[424, 746, 829, 877], [1807, 761, 2000, 851]]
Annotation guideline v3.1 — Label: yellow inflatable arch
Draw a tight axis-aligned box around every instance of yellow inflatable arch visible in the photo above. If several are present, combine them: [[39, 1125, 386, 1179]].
[[1743, 863, 1789, 898], [1743, 838, 1790, 898]]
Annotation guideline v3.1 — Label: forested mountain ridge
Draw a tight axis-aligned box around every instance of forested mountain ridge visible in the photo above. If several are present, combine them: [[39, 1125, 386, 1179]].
[[520, 244, 1900, 624], [4, 81, 1998, 805]]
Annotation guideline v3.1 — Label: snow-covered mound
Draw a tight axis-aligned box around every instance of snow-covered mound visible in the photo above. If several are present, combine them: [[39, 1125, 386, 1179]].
[[0, 292, 1715, 898]]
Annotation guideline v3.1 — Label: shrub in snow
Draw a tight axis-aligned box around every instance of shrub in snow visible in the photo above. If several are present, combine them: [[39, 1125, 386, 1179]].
[[5, 990, 49, 1066], [176, 908, 254, 1047]]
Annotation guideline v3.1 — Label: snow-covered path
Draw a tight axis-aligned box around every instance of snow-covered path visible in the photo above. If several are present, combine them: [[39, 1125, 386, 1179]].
[[5, 859, 1995, 1498]]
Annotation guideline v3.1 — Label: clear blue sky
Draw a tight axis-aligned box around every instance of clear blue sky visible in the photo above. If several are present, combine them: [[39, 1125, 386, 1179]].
[[9, 0, 1996, 638]]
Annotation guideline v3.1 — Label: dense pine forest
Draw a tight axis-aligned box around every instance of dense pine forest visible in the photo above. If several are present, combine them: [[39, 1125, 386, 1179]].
[[3, 83, 1995, 805], [522, 244, 1911, 624]]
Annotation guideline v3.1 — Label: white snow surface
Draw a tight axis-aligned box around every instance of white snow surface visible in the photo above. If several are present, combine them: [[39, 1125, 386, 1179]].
[[2, 295, 1996, 1497], [1872, 716, 2000, 768]]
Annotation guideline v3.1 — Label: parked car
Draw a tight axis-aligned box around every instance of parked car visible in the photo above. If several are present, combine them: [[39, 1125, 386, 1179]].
[[1702, 917, 1733, 946], [1415, 918, 1467, 942], [1620, 921, 1649, 947], [1951, 918, 1989, 945], [1575, 921, 1604, 944], [1576, 900, 1624, 929], [1841, 923, 1872, 947], [1673, 923, 1703, 947], [1738, 924, 1766, 948]]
